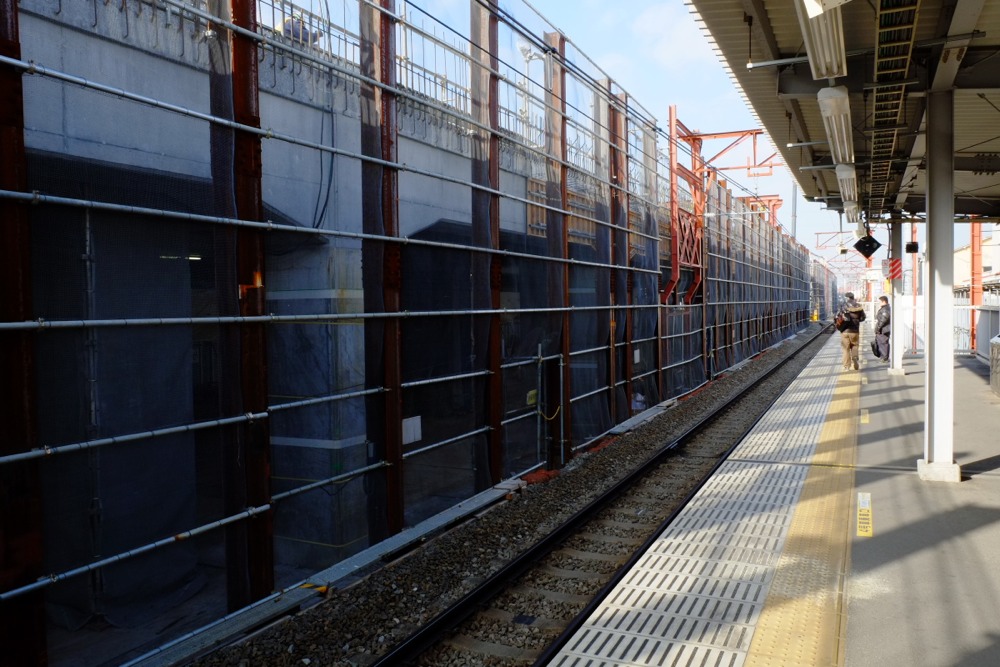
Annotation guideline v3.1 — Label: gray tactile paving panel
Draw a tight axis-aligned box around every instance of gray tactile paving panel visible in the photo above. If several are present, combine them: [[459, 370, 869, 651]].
[[548, 338, 841, 667]]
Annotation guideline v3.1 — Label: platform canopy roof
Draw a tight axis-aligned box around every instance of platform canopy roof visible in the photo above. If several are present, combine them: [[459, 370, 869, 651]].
[[686, 0, 1000, 223]]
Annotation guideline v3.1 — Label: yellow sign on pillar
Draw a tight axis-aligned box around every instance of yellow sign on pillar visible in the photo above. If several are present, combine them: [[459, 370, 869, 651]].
[[856, 491, 873, 537]]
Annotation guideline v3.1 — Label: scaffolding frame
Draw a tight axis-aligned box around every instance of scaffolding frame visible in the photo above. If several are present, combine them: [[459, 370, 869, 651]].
[[1, 0, 812, 662]]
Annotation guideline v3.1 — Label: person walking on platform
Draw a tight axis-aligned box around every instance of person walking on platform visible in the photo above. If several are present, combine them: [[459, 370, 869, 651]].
[[874, 295, 891, 363], [836, 292, 866, 370]]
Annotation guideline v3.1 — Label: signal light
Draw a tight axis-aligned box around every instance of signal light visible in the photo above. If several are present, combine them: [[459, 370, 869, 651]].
[[853, 235, 881, 258]]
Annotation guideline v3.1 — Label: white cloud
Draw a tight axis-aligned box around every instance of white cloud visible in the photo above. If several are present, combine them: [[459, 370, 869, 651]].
[[562, 0, 728, 119]]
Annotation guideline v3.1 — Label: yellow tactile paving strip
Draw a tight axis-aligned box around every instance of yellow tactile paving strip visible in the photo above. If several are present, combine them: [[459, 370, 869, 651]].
[[744, 368, 859, 667], [549, 338, 857, 667]]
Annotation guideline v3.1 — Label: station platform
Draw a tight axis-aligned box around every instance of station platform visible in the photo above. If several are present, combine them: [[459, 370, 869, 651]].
[[548, 331, 1000, 667]]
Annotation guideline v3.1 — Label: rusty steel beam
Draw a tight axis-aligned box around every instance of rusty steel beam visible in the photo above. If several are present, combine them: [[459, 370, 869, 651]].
[[546, 31, 572, 463], [488, 13, 501, 480], [230, 0, 274, 604], [206, 0, 246, 611], [471, 3, 502, 481], [609, 91, 628, 422], [361, 0, 403, 534], [664, 106, 680, 303], [378, 0, 402, 534], [544, 41, 564, 462], [683, 132, 705, 304], [617, 94, 635, 417], [0, 2, 46, 663], [664, 106, 707, 306]]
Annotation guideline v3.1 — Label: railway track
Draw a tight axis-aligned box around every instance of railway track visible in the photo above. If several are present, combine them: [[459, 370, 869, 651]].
[[373, 326, 831, 667]]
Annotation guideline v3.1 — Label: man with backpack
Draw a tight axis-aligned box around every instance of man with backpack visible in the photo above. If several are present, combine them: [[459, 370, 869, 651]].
[[836, 292, 867, 370]]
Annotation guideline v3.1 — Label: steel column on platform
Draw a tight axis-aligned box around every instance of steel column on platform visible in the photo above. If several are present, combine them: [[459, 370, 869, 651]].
[[919, 89, 960, 482], [971, 220, 982, 353], [889, 221, 905, 374]]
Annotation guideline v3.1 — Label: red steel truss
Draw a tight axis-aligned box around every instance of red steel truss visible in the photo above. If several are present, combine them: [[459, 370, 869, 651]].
[[665, 112, 784, 304]]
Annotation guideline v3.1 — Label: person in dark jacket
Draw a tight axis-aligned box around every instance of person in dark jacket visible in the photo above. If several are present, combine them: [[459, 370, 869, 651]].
[[874, 295, 890, 362], [837, 292, 867, 370]]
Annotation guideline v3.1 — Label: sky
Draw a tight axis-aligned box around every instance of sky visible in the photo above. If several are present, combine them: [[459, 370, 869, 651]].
[[520, 0, 848, 258]]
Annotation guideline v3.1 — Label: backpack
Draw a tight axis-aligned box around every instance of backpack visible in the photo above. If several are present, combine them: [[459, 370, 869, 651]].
[[835, 313, 849, 332]]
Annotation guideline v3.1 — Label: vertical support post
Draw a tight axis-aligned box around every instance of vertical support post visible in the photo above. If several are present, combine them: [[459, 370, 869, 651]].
[[684, 136, 705, 304], [864, 255, 873, 303], [890, 221, 904, 373], [970, 220, 982, 353], [230, 0, 274, 600], [919, 89, 960, 482], [619, 98, 635, 415], [700, 168, 716, 373], [723, 186, 735, 371], [641, 123, 660, 402], [208, 0, 245, 610], [593, 82, 613, 435], [608, 89, 628, 422], [617, 95, 634, 416], [470, 2, 502, 482], [545, 31, 572, 461], [911, 220, 919, 351], [664, 105, 680, 302], [0, 2, 46, 662], [361, 0, 404, 531]]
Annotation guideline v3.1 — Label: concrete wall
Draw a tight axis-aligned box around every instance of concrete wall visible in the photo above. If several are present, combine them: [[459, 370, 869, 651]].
[[21, 2, 213, 176]]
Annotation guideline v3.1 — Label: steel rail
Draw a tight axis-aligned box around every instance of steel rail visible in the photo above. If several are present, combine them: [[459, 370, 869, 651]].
[[369, 324, 831, 666]]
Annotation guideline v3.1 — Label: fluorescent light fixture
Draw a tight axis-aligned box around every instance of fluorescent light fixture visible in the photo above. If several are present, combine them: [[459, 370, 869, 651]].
[[817, 86, 854, 164], [786, 140, 827, 148], [844, 200, 860, 226], [835, 164, 857, 202], [794, 1, 847, 79], [802, 0, 852, 19]]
